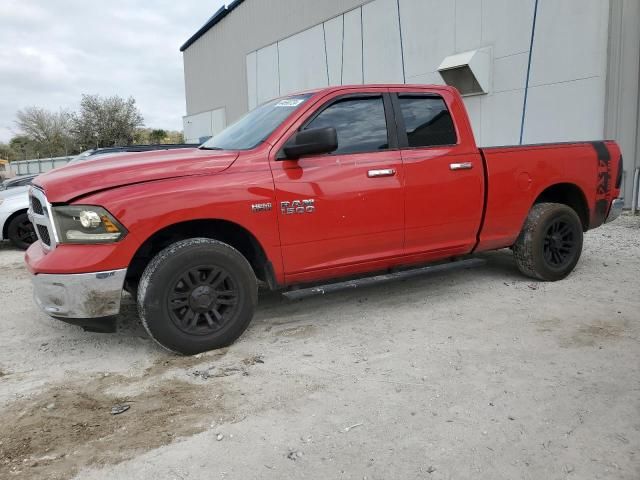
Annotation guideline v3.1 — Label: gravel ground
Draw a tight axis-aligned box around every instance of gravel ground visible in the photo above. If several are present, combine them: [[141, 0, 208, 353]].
[[0, 215, 638, 480]]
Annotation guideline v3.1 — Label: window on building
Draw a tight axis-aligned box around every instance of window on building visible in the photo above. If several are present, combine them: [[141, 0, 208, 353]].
[[305, 96, 389, 155], [398, 96, 457, 148]]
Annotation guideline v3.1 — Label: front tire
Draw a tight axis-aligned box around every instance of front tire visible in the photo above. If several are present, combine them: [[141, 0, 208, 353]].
[[513, 203, 583, 281], [137, 238, 258, 355], [8, 212, 37, 250]]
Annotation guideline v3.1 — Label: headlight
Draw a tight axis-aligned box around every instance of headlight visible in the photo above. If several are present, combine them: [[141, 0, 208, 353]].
[[52, 205, 127, 243]]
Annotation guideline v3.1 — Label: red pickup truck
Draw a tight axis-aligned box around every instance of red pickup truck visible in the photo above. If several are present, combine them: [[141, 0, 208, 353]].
[[26, 85, 623, 354]]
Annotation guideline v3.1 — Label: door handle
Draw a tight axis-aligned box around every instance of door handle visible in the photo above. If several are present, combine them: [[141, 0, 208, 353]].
[[449, 162, 473, 171], [367, 168, 396, 178]]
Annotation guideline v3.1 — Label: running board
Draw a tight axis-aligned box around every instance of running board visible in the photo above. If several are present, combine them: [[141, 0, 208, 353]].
[[283, 258, 486, 301]]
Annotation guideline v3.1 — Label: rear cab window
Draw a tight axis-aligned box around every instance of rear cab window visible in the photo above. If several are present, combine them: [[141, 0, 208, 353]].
[[397, 95, 457, 148]]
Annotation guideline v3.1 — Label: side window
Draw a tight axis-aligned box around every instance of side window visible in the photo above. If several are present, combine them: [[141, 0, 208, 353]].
[[398, 96, 457, 147], [305, 96, 389, 154]]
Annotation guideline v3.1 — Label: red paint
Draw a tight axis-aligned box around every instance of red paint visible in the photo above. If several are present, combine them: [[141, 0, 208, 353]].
[[27, 85, 622, 287]]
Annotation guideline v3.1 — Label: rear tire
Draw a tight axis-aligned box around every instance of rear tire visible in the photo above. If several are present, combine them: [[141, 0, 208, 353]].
[[8, 212, 37, 250], [137, 238, 258, 355], [513, 203, 583, 281]]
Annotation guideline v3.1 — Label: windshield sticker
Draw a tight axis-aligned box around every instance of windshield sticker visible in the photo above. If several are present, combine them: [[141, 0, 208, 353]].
[[275, 99, 305, 108]]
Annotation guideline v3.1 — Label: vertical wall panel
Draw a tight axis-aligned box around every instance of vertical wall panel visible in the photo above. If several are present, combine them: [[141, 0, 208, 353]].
[[455, 0, 482, 52], [480, 90, 525, 146], [522, 0, 610, 144], [183, 111, 213, 143], [405, 71, 446, 86], [523, 77, 606, 143], [399, 0, 455, 80], [256, 43, 280, 104], [481, 0, 535, 58], [362, 0, 404, 83], [324, 16, 344, 85], [245, 51, 257, 110], [342, 8, 363, 84], [182, 107, 226, 143], [492, 53, 528, 93], [278, 25, 328, 95], [463, 96, 482, 143], [211, 107, 227, 135], [529, 0, 609, 87], [605, 0, 640, 205]]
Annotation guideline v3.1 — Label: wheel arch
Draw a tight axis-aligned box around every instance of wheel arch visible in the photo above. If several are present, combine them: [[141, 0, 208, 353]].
[[126, 218, 277, 290], [2, 208, 29, 240], [532, 183, 590, 231]]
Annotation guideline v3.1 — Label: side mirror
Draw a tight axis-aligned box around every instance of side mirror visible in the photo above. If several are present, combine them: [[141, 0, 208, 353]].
[[281, 127, 338, 159]]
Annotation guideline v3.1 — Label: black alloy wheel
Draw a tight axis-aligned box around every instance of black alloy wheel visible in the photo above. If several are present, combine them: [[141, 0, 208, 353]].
[[138, 238, 258, 355], [542, 219, 578, 269], [168, 266, 239, 335]]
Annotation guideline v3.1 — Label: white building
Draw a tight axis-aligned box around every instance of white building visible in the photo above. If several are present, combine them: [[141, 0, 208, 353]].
[[181, 0, 640, 207]]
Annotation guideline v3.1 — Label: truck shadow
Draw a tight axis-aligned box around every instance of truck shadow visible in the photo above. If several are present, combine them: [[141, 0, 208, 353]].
[[251, 249, 524, 322], [107, 249, 524, 348]]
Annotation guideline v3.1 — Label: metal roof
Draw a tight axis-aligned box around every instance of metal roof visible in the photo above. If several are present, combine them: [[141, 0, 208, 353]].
[[180, 0, 245, 52]]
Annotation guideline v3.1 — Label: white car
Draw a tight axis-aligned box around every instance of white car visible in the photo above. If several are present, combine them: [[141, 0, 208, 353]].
[[0, 185, 35, 249]]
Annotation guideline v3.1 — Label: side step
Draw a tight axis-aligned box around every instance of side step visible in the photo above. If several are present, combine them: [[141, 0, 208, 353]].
[[283, 258, 486, 300]]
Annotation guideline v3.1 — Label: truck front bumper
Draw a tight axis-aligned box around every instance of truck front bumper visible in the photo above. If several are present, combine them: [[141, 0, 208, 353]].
[[605, 198, 624, 223], [32, 268, 127, 323]]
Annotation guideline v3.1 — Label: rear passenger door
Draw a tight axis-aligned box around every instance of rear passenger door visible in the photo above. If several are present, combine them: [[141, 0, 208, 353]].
[[391, 91, 484, 257]]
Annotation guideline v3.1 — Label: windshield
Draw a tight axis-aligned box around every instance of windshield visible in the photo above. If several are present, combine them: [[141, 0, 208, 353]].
[[201, 94, 313, 151]]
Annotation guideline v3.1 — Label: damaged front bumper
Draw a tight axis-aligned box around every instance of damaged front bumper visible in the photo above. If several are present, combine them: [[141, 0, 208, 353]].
[[32, 268, 127, 332]]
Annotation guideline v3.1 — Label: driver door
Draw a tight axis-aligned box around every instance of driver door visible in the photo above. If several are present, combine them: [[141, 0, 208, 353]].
[[270, 91, 405, 284]]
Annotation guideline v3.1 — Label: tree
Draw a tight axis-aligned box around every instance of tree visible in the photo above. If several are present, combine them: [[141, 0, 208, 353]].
[[133, 128, 185, 145], [149, 129, 167, 144], [14, 107, 73, 157], [0, 143, 15, 161], [166, 130, 185, 144], [9, 136, 40, 160], [72, 94, 144, 149]]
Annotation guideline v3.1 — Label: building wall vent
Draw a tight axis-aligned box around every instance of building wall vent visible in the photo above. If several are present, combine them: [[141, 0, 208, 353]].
[[438, 48, 492, 96]]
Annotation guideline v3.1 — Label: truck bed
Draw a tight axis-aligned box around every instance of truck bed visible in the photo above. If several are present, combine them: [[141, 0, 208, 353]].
[[476, 140, 620, 252]]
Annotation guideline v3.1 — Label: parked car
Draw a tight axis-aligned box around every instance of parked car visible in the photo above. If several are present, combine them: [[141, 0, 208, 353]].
[[0, 174, 38, 191], [0, 185, 35, 249], [26, 84, 623, 354]]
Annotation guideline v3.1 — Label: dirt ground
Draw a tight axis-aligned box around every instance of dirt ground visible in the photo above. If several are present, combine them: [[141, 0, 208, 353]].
[[0, 215, 638, 480]]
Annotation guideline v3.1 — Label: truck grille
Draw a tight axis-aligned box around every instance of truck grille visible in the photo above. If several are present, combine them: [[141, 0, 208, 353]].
[[37, 225, 51, 246], [29, 187, 56, 250], [31, 196, 44, 215]]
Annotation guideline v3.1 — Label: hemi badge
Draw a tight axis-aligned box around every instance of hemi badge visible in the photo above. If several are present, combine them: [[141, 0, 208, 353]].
[[251, 202, 272, 212]]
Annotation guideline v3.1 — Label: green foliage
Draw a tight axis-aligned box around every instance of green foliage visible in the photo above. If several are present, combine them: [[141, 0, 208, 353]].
[[71, 94, 144, 149], [6, 94, 186, 160], [0, 142, 15, 161], [149, 129, 168, 144], [14, 108, 73, 158], [133, 128, 185, 145]]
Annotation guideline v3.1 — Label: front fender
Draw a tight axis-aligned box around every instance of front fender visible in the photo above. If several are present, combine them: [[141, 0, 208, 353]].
[[76, 170, 281, 274]]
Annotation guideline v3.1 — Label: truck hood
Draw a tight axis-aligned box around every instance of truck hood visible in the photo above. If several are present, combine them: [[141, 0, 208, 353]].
[[34, 148, 239, 202]]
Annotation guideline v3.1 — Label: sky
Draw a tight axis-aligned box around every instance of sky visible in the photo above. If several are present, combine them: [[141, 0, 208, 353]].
[[0, 0, 226, 142]]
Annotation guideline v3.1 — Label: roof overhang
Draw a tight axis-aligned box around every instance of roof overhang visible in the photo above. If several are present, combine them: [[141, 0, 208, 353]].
[[180, 0, 245, 52]]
